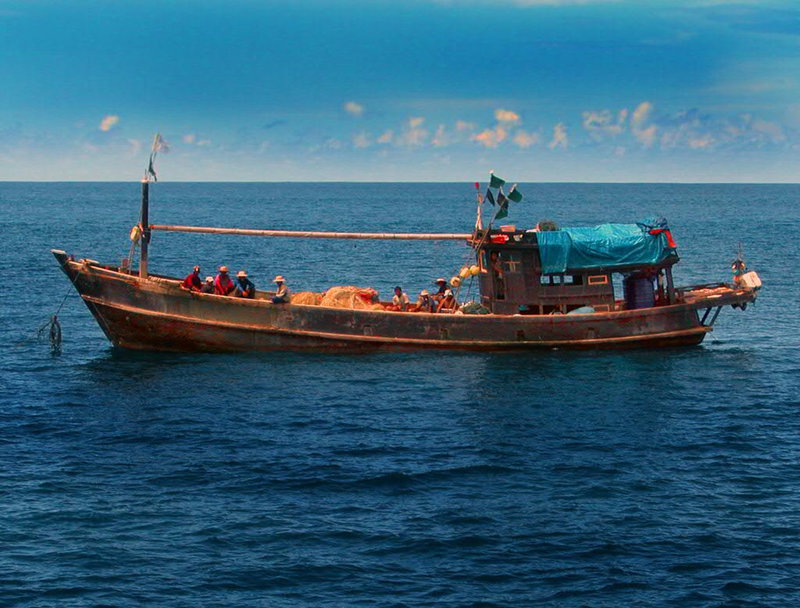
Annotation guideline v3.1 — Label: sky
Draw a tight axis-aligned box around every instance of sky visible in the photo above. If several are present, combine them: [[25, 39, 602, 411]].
[[1, 0, 800, 182]]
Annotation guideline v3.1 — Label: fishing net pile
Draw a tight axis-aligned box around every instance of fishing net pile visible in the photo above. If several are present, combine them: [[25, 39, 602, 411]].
[[291, 291, 323, 306], [319, 286, 382, 310]]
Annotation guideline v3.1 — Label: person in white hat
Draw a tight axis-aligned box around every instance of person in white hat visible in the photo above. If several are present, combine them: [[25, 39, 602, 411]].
[[271, 275, 290, 304], [436, 288, 459, 314], [214, 265, 235, 296], [200, 276, 214, 293], [433, 277, 448, 303], [234, 270, 255, 299], [415, 289, 435, 312]]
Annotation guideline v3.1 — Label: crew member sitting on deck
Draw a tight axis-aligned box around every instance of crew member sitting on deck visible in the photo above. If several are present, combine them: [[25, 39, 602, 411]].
[[181, 265, 203, 291], [234, 270, 256, 298], [391, 286, 410, 311], [433, 278, 448, 302], [214, 266, 235, 296], [415, 289, 435, 312], [272, 275, 290, 304], [200, 276, 214, 293], [437, 289, 459, 314]]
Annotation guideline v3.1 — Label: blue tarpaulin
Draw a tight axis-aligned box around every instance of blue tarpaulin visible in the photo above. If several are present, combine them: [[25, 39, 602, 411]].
[[536, 219, 676, 274]]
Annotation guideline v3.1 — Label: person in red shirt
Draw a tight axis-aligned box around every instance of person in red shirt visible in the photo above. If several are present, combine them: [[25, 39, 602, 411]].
[[214, 266, 235, 296], [181, 265, 203, 291]]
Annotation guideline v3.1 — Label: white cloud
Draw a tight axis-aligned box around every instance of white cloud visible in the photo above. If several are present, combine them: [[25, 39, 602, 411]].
[[183, 134, 196, 144], [689, 134, 714, 149], [353, 131, 370, 148], [472, 125, 507, 148], [344, 101, 364, 117], [512, 129, 539, 148], [398, 117, 428, 146], [635, 124, 657, 147], [432, 124, 449, 147], [99, 115, 119, 132], [749, 116, 786, 142], [127, 138, 142, 156], [632, 101, 653, 127], [456, 120, 476, 132], [377, 130, 394, 144], [494, 109, 521, 125], [631, 101, 657, 148], [549, 123, 568, 149], [196, 139, 212, 147], [582, 109, 627, 139]]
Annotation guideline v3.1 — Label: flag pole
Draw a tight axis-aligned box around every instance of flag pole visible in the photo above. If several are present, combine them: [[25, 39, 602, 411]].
[[472, 187, 507, 259], [474, 181, 483, 232]]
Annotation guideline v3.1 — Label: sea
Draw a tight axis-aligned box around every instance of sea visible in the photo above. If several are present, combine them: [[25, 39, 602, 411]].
[[1, 182, 798, 607]]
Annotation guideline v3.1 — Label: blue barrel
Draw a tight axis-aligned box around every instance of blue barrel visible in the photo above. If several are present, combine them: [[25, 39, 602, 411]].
[[623, 276, 655, 309]]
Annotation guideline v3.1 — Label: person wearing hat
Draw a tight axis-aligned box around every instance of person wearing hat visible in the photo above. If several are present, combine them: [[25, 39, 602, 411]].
[[415, 289, 435, 313], [433, 278, 448, 303], [391, 286, 410, 311], [271, 275, 290, 304], [214, 265, 235, 296], [234, 270, 256, 299], [181, 265, 203, 292], [436, 289, 459, 314], [200, 276, 214, 294]]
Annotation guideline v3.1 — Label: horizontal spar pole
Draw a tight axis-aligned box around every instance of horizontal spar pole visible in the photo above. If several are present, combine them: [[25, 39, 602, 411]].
[[149, 224, 472, 241]]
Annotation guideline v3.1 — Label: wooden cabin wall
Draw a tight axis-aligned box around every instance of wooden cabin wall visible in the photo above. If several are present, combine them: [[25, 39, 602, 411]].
[[478, 244, 615, 314]]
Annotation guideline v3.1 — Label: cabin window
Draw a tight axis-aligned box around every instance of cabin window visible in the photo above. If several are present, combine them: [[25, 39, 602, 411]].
[[540, 274, 574, 285], [500, 251, 522, 274], [572, 275, 583, 285], [588, 274, 609, 285]]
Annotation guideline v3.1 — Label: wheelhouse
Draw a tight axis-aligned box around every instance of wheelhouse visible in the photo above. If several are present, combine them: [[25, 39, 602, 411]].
[[474, 223, 679, 315]]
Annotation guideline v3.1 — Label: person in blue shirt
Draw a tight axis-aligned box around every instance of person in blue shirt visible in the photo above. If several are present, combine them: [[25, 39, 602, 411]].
[[234, 270, 256, 299]]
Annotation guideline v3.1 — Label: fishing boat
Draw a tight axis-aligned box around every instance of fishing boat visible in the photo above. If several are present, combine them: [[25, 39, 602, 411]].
[[52, 145, 760, 352]]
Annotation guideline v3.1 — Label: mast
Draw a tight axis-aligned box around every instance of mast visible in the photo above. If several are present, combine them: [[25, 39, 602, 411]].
[[139, 178, 150, 278], [139, 133, 167, 279]]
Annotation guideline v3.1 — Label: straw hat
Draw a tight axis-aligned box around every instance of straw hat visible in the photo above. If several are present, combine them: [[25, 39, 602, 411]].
[[273, 275, 285, 283], [219, 265, 229, 273], [193, 265, 200, 272], [204, 276, 213, 282], [434, 278, 447, 284], [419, 289, 430, 296], [237, 270, 248, 278]]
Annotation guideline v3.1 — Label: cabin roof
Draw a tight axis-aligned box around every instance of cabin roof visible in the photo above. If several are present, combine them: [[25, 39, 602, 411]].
[[480, 218, 678, 274]]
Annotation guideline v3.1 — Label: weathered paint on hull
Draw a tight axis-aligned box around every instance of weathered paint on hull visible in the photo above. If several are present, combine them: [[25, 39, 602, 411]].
[[54, 251, 753, 353]]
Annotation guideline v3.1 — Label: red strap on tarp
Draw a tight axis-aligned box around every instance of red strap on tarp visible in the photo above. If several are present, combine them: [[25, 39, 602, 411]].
[[649, 228, 677, 248]]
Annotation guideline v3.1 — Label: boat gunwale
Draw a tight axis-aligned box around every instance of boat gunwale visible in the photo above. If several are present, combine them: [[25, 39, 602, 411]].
[[57, 252, 757, 323]]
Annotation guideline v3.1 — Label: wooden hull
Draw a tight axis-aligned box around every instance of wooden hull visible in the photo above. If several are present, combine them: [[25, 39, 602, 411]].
[[53, 251, 757, 353]]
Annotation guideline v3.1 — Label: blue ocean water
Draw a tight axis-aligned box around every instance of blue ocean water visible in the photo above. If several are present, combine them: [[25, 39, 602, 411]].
[[1, 182, 798, 607]]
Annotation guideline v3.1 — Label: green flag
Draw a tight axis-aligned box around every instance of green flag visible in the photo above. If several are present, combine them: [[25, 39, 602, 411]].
[[495, 190, 509, 219], [507, 184, 523, 203], [485, 188, 495, 206], [489, 173, 505, 189], [495, 201, 509, 220]]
